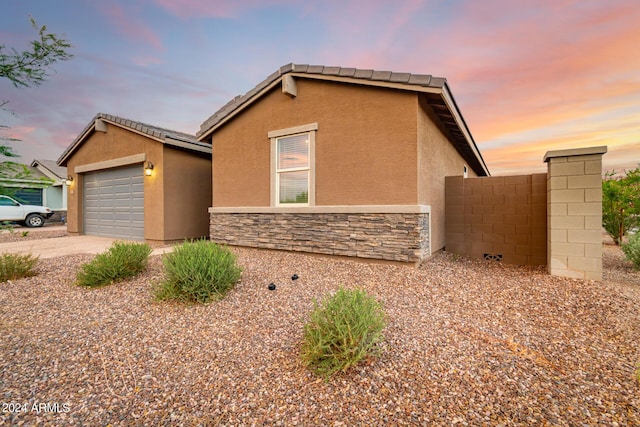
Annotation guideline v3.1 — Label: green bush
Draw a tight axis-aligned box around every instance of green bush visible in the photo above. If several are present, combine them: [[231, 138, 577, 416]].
[[622, 232, 640, 269], [301, 287, 386, 379], [155, 239, 242, 303], [76, 241, 152, 287], [0, 253, 39, 282]]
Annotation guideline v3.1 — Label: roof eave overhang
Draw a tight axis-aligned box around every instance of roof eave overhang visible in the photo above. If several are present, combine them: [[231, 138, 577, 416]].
[[196, 73, 443, 142], [197, 72, 489, 177], [58, 117, 209, 166], [164, 136, 212, 154], [30, 161, 64, 183], [439, 84, 490, 176], [57, 120, 98, 166], [197, 78, 283, 142]]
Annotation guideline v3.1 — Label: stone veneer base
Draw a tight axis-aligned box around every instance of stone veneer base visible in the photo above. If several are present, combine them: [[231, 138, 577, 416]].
[[209, 212, 430, 263]]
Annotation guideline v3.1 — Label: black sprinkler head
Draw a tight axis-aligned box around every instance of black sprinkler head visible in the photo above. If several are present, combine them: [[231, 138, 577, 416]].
[[268, 283, 276, 291], [291, 274, 299, 281]]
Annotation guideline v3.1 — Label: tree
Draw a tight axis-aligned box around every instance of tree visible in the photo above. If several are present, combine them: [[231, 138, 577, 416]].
[[0, 16, 72, 88], [0, 17, 72, 195], [602, 165, 640, 245]]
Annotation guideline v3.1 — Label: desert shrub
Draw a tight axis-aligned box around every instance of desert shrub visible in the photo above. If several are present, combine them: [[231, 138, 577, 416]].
[[0, 253, 38, 282], [301, 287, 386, 379], [76, 241, 152, 287], [622, 232, 640, 269], [155, 239, 242, 303], [602, 166, 640, 245]]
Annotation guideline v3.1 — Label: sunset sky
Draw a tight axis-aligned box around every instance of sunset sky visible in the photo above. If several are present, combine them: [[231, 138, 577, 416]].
[[1, 0, 639, 175]]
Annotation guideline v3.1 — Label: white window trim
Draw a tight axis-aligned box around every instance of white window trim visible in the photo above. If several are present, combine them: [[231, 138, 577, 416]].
[[269, 123, 317, 207]]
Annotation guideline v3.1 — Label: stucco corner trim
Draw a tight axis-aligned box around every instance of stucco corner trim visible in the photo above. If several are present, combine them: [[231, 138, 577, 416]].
[[208, 204, 431, 214], [267, 123, 318, 139], [74, 153, 146, 173]]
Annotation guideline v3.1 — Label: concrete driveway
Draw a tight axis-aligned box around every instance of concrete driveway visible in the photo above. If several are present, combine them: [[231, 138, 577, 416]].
[[0, 226, 173, 258]]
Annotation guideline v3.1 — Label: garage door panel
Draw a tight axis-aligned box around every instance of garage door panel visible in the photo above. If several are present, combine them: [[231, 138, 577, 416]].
[[114, 186, 132, 194], [115, 212, 134, 221], [83, 165, 145, 240]]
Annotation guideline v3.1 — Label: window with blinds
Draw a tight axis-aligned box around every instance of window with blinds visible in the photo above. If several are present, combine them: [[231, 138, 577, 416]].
[[276, 133, 309, 204]]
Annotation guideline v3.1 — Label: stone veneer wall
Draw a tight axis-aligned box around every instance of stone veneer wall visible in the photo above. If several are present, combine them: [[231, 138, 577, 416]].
[[209, 212, 430, 263]]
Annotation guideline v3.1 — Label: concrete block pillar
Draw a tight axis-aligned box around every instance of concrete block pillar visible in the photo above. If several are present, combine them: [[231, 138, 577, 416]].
[[544, 146, 607, 280]]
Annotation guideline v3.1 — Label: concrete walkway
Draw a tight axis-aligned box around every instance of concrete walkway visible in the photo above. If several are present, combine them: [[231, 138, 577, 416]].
[[0, 229, 174, 258]]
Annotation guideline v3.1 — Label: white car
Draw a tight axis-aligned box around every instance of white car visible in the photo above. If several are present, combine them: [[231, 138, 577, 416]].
[[0, 195, 54, 227]]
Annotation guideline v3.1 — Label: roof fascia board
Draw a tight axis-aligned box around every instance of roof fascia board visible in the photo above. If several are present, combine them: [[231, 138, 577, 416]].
[[31, 165, 63, 183], [164, 136, 212, 154], [99, 117, 165, 143], [61, 117, 207, 164], [289, 72, 443, 95], [198, 78, 283, 141], [57, 122, 97, 165], [440, 85, 490, 176], [197, 74, 442, 141]]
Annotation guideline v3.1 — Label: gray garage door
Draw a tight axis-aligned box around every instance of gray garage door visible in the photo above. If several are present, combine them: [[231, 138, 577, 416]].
[[83, 165, 144, 240]]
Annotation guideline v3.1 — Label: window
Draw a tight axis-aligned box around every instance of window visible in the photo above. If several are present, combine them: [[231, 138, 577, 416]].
[[277, 134, 309, 204], [0, 196, 18, 207], [268, 123, 317, 207]]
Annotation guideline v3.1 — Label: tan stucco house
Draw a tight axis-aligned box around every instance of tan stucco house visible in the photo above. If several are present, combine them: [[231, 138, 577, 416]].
[[197, 63, 490, 263], [57, 113, 211, 242]]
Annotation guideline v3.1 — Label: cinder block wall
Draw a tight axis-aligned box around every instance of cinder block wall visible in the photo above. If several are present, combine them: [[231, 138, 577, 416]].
[[445, 174, 547, 265], [544, 146, 607, 280]]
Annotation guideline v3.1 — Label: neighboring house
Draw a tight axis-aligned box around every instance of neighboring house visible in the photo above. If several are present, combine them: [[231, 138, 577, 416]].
[[57, 113, 212, 241], [31, 159, 68, 212], [197, 63, 490, 263], [0, 162, 55, 206]]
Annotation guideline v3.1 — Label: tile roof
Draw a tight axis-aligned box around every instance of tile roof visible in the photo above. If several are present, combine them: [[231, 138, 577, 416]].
[[57, 113, 210, 166], [197, 63, 448, 139], [96, 113, 199, 143], [31, 159, 67, 180], [197, 63, 489, 176], [0, 162, 51, 187]]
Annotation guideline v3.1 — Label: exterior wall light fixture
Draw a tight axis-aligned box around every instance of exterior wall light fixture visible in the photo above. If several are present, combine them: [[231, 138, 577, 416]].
[[65, 175, 74, 186], [145, 161, 154, 176]]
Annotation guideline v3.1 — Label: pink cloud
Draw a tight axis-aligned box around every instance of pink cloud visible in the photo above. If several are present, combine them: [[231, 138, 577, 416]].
[[99, 3, 164, 51], [150, 0, 292, 19], [2, 125, 36, 142], [437, 1, 640, 140], [132, 54, 164, 67]]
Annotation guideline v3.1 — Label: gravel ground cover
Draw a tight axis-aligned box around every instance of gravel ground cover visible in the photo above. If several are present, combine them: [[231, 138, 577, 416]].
[[0, 242, 638, 426], [0, 229, 67, 243]]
